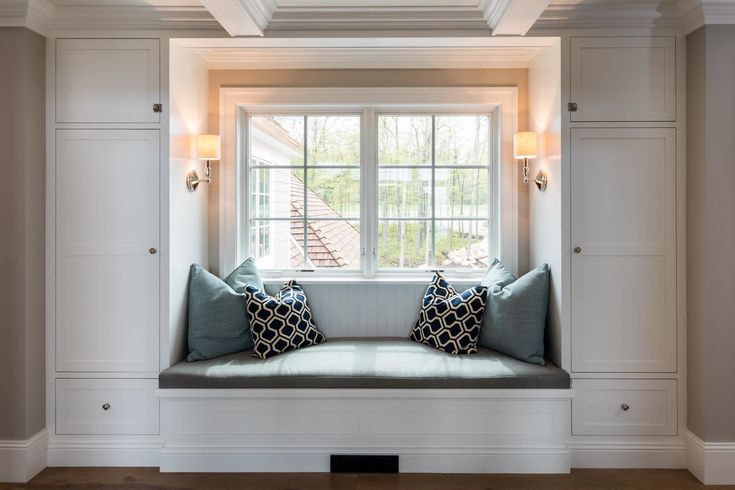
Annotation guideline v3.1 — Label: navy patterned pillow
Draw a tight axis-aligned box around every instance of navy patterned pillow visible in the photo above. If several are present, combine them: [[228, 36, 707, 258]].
[[409, 273, 488, 355], [244, 280, 326, 359]]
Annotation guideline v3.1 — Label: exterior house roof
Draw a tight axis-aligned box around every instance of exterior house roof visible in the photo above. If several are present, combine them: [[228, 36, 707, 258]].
[[289, 173, 360, 269]]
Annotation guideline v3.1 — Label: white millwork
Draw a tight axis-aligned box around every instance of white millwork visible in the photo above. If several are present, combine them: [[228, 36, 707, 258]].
[[48, 37, 163, 469], [41, 29, 697, 477], [570, 127, 677, 373], [158, 389, 572, 474], [55, 129, 160, 373], [569, 37, 676, 122], [565, 35, 685, 469], [56, 39, 160, 124]]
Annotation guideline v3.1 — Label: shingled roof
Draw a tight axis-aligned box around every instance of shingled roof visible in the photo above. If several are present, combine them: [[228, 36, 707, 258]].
[[289, 173, 360, 269]]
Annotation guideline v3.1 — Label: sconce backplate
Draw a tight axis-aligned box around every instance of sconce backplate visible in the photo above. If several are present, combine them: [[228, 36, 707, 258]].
[[186, 170, 200, 192]]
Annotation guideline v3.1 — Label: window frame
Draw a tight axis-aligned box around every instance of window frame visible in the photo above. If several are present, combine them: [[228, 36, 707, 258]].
[[220, 87, 520, 282]]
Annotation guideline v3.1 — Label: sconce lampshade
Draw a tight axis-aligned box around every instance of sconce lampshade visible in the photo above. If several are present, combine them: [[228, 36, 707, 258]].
[[513, 131, 537, 159], [196, 134, 220, 161]]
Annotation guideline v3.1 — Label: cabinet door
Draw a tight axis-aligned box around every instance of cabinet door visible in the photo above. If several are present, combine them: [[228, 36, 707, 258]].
[[570, 37, 675, 122], [56, 39, 160, 123], [56, 130, 160, 372], [571, 128, 676, 372]]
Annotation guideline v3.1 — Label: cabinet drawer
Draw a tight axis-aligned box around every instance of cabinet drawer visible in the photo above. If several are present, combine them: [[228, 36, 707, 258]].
[[572, 379, 677, 436], [56, 379, 159, 435]]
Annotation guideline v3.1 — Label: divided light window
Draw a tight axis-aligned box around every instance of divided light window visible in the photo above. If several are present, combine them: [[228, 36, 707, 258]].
[[377, 115, 491, 271], [248, 115, 361, 270], [245, 111, 492, 275]]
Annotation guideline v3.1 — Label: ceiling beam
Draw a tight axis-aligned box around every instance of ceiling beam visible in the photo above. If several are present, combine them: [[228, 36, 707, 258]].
[[199, 0, 276, 37], [481, 0, 551, 35]]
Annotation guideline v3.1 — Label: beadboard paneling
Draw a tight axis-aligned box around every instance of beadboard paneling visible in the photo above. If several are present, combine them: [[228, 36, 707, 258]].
[[264, 282, 474, 338]]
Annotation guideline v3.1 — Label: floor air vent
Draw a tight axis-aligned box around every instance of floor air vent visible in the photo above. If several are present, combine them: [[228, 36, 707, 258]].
[[330, 455, 399, 473]]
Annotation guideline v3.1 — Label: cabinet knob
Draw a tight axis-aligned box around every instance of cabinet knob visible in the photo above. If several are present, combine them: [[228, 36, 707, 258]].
[[573, 246, 582, 254], [148, 248, 157, 255], [102, 403, 111, 411], [621, 403, 630, 411]]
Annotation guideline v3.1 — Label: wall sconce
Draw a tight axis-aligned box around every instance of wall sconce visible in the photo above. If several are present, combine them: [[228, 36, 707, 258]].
[[187, 134, 220, 192], [513, 131, 547, 191]]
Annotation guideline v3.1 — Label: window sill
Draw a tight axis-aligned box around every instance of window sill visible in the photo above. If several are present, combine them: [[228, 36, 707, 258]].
[[261, 273, 486, 286]]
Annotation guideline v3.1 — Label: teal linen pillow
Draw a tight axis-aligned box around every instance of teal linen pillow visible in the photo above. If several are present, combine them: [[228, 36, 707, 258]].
[[187, 262, 259, 362], [225, 257, 264, 294], [479, 259, 550, 365]]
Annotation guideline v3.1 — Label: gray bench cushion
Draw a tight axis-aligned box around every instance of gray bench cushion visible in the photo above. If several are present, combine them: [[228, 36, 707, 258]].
[[160, 338, 570, 389]]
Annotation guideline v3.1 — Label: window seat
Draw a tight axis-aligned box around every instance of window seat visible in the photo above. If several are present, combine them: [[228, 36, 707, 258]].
[[159, 338, 570, 389]]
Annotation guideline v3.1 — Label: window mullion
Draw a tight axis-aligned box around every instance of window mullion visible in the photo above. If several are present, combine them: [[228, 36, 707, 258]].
[[302, 115, 308, 269], [363, 107, 377, 278], [430, 115, 436, 269]]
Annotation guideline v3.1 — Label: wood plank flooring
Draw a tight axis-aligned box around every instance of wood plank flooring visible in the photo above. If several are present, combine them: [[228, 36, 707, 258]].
[[0, 468, 726, 490]]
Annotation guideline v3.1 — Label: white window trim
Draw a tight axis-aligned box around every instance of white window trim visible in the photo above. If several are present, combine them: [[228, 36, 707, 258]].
[[219, 86, 519, 282]]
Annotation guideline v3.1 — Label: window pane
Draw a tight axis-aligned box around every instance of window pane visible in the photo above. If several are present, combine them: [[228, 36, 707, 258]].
[[307, 115, 360, 165], [378, 115, 432, 165], [306, 168, 360, 219], [377, 220, 431, 270], [306, 220, 360, 269], [435, 115, 490, 166], [250, 116, 304, 166], [250, 220, 305, 269], [378, 168, 432, 218], [249, 168, 303, 218], [435, 168, 489, 218], [435, 220, 489, 270]]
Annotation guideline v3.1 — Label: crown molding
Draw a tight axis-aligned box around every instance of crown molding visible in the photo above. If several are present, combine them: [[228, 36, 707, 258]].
[[195, 45, 542, 69], [0, 0, 53, 36], [3, 0, 735, 38], [49, 5, 220, 32], [482, 0, 550, 35], [536, 0, 683, 29], [680, 0, 735, 34], [266, 5, 488, 33], [200, 0, 276, 36]]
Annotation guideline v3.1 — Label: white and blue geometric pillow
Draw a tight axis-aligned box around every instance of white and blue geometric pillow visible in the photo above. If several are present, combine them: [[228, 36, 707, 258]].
[[409, 274, 488, 355], [244, 280, 326, 359]]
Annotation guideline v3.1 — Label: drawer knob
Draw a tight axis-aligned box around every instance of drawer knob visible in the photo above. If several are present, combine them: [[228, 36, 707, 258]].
[[621, 403, 630, 411], [148, 248, 158, 255], [573, 246, 582, 254], [102, 403, 111, 411]]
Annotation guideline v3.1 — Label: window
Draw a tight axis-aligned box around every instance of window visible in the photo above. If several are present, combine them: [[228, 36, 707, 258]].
[[241, 103, 498, 277], [377, 115, 491, 271], [248, 115, 361, 270]]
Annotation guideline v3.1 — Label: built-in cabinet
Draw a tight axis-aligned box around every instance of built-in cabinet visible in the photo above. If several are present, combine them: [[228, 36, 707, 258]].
[[569, 37, 676, 122], [51, 39, 162, 451], [571, 127, 677, 373], [56, 130, 160, 373], [56, 39, 160, 124], [568, 37, 681, 445]]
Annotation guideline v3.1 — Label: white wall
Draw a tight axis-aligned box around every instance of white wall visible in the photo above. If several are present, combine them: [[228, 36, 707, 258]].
[[168, 46, 210, 367], [527, 40, 563, 368]]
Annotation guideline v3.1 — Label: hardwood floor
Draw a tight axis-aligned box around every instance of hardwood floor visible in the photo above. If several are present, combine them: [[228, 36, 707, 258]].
[[0, 468, 725, 490]]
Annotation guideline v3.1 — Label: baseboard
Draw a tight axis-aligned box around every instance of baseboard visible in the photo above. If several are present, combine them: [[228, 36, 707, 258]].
[[0, 429, 48, 483], [159, 447, 571, 474], [47, 439, 161, 467], [684, 430, 735, 485], [569, 441, 686, 469]]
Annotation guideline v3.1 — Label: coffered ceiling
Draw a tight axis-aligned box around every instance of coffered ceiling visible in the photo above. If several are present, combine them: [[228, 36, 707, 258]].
[[1, 0, 733, 37]]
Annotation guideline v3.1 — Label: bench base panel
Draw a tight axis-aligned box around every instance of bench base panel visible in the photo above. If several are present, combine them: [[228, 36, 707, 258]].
[[159, 447, 571, 473], [157, 388, 573, 474]]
